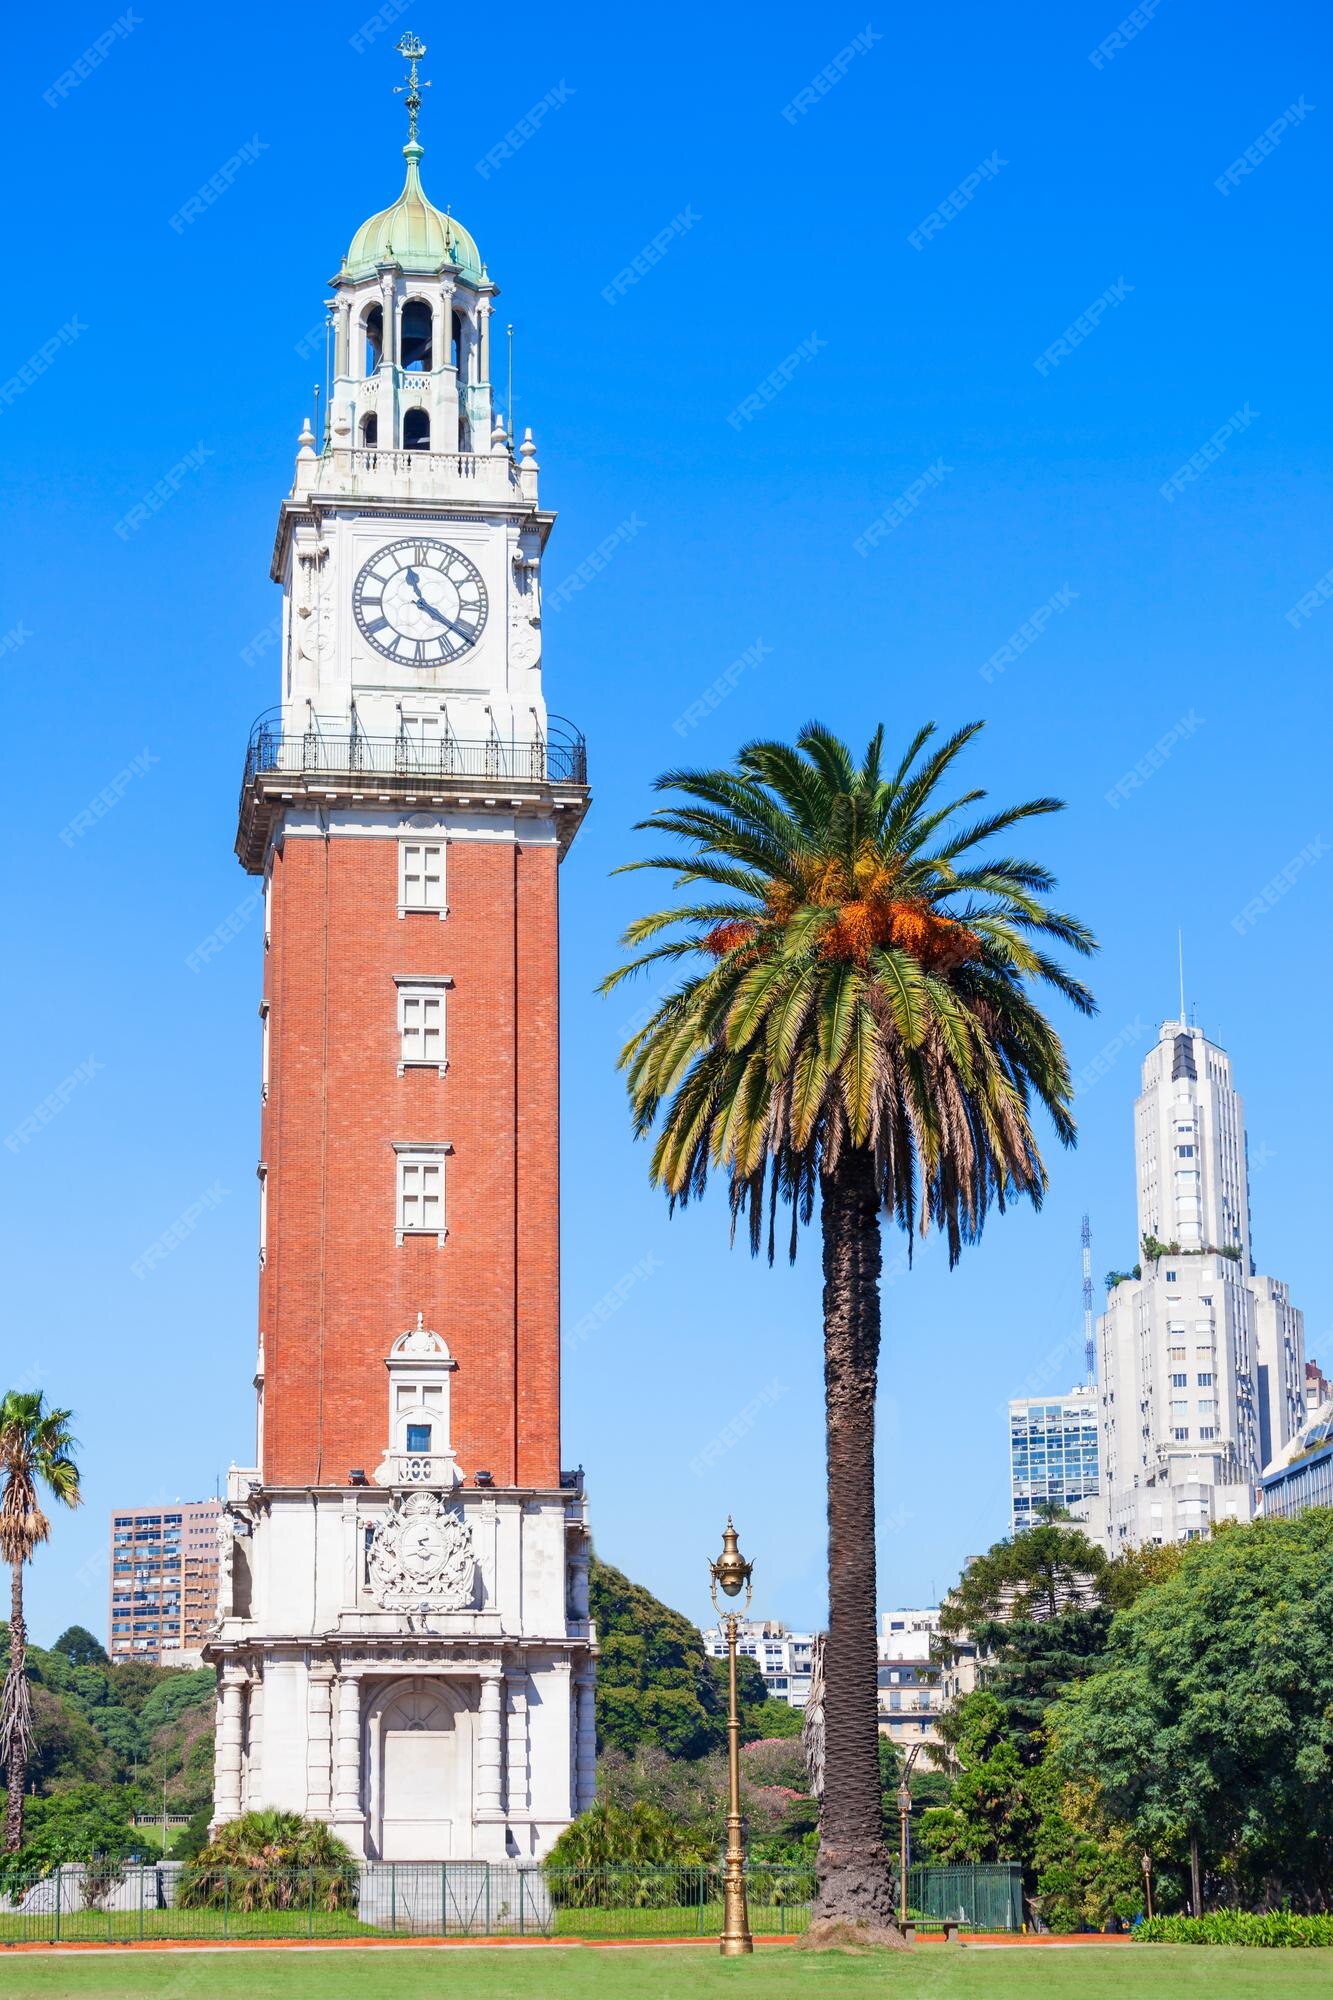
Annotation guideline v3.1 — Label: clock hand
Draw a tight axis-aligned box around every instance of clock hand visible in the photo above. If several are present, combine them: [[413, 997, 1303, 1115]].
[[410, 594, 451, 626]]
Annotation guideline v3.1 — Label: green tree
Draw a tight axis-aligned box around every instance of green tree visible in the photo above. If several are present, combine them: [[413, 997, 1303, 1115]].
[[1052, 1514, 1333, 1911], [0, 1783, 136, 1896], [940, 1519, 1115, 1764], [51, 1625, 108, 1668], [590, 1556, 726, 1759], [0, 1393, 81, 1850], [603, 723, 1095, 1927]]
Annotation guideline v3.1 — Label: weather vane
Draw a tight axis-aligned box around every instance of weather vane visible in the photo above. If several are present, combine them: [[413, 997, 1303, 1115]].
[[393, 32, 431, 144]]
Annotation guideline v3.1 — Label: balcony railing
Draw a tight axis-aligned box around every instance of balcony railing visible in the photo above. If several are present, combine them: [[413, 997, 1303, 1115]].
[[242, 717, 587, 791]]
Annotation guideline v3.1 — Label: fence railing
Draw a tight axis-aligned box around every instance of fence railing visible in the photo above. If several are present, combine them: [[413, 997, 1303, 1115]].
[[242, 717, 588, 791], [908, 1862, 1023, 1931], [0, 1859, 1021, 1943]]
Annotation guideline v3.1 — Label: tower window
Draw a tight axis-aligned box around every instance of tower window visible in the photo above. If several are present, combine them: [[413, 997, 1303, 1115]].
[[398, 840, 445, 916], [363, 304, 383, 374], [403, 408, 430, 451], [395, 1148, 448, 1244], [401, 299, 433, 372], [452, 311, 464, 375], [360, 413, 378, 449], [396, 978, 449, 1072]]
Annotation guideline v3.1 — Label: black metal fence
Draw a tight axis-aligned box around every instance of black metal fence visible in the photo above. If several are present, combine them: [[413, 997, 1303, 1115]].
[[242, 716, 588, 791], [0, 1859, 1021, 1943], [908, 1862, 1024, 1930]]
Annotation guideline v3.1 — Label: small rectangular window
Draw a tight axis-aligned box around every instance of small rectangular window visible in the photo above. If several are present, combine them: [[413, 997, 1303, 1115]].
[[396, 978, 450, 1071], [395, 1146, 449, 1244], [405, 1423, 432, 1453], [1199, 1426, 1216, 1441], [1171, 1372, 1188, 1388], [399, 839, 446, 917], [1197, 1372, 1213, 1387], [1173, 1426, 1190, 1441]]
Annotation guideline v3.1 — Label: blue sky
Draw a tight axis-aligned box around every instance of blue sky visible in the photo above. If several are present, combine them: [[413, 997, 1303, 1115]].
[[3, 1, 1330, 1644]]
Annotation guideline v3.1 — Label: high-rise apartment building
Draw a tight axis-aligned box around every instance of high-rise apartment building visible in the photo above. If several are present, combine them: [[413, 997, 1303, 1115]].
[[701, 1620, 816, 1707], [108, 1500, 222, 1664], [1095, 1019, 1305, 1547], [1008, 1388, 1100, 1532]]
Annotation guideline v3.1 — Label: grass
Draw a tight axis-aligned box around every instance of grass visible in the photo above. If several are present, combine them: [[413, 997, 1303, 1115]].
[[0, 1945, 1329, 2000]]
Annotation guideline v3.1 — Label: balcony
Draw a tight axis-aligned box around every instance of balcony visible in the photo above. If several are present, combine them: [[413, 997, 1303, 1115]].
[[235, 715, 589, 872], [298, 447, 527, 506]]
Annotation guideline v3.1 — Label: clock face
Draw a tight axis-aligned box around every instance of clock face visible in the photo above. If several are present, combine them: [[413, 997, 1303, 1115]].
[[352, 538, 488, 667]]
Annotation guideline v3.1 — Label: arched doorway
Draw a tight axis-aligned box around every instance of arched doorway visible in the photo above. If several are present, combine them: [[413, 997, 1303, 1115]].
[[368, 1678, 471, 1859]]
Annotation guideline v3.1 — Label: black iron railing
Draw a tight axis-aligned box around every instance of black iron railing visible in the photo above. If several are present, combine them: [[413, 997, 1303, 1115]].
[[242, 715, 587, 791]]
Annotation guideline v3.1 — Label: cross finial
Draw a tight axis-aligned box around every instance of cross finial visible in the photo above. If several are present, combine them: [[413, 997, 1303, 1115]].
[[393, 32, 431, 146]]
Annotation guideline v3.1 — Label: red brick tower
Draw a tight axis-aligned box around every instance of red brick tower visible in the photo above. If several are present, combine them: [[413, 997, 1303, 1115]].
[[208, 40, 595, 1865]]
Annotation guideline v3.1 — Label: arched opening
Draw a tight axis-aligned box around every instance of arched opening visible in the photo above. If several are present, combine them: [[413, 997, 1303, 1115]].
[[363, 304, 383, 374], [451, 311, 465, 378], [360, 413, 378, 448], [401, 299, 433, 372], [403, 408, 430, 452], [368, 1678, 472, 1860]]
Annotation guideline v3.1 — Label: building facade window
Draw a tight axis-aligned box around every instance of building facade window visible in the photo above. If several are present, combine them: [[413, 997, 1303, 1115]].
[[394, 1145, 450, 1244], [396, 977, 450, 1073], [398, 839, 446, 917]]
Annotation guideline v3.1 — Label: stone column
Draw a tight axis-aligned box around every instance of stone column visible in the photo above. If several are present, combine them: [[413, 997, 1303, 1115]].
[[478, 301, 491, 385], [335, 296, 351, 380], [306, 1665, 333, 1819], [575, 1670, 597, 1814], [476, 1670, 504, 1814], [333, 1673, 362, 1818], [214, 1667, 246, 1825], [331, 1671, 365, 1853], [380, 272, 397, 370], [505, 1671, 529, 1818], [244, 1677, 264, 1810]]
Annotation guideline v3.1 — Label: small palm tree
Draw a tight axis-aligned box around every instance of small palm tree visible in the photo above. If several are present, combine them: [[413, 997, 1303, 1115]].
[[0, 1392, 81, 1851], [603, 721, 1096, 1932]]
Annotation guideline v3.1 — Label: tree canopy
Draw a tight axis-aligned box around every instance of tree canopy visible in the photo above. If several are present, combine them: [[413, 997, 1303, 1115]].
[[1051, 1514, 1333, 1910]]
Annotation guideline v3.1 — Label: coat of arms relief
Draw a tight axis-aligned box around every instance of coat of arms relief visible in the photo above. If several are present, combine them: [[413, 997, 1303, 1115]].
[[367, 1491, 478, 1610]]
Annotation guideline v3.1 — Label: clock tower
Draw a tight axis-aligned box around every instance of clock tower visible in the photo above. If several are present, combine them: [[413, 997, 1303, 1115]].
[[207, 37, 595, 1868]]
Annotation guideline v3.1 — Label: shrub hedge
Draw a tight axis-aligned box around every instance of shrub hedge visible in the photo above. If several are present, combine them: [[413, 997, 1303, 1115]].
[[1135, 1912, 1333, 1948]]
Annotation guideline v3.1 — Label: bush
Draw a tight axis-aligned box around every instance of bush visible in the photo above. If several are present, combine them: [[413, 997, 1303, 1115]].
[[175, 1811, 358, 1912], [1135, 1913, 1333, 1948], [0, 1785, 136, 1896], [544, 1800, 716, 1907]]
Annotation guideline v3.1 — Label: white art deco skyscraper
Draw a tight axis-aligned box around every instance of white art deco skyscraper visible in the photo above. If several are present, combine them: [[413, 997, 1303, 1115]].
[[1096, 1019, 1304, 1547]]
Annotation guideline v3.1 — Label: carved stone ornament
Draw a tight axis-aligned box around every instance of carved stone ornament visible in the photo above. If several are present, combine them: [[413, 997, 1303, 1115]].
[[367, 1491, 477, 1610]]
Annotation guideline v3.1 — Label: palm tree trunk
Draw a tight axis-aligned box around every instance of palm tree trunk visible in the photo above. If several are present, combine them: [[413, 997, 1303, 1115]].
[[813, 1142, 897, 1930], [4, 1559, 30, 1851]]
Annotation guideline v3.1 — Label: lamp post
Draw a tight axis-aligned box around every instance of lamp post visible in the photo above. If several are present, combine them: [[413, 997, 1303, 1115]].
[[897, 1741, 922, 1925], [709, 1518, 754, 1957], [1141, 1851, 1154, 1921]]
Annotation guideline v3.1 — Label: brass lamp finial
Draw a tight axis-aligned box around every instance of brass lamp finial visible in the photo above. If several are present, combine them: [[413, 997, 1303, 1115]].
[[710, 1517, 753, 1605]]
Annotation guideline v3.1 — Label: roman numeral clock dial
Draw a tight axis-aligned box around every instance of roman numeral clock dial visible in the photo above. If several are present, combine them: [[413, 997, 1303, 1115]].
[[352, 538, 489, 667]]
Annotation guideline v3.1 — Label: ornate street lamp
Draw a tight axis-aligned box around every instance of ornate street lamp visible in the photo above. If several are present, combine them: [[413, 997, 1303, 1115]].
[[1141, 1851, 1154, 1921], [709, 1518, 754, 1957], [897, 1741, 922, 1925]]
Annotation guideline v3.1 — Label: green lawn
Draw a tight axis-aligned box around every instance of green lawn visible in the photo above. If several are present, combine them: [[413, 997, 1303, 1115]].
[[0, 1945, 1328, 2000]]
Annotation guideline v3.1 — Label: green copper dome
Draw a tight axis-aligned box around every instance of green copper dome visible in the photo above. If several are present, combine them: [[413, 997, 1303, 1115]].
[[342, 143, 483, 284]]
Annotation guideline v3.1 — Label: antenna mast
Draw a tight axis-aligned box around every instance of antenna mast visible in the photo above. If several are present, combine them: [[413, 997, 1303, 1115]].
[[1080, 1208, 1088, 1384], [1081, 1213, 1095, 1386]]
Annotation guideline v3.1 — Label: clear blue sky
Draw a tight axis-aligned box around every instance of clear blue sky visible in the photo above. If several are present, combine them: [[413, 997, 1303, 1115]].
[[3, 1, 1329, 1645]]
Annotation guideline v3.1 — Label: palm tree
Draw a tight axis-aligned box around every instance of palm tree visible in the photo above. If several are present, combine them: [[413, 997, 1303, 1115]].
[[602, 721, 1096, 1933], [0, 1392, 81, 1851]]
